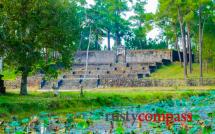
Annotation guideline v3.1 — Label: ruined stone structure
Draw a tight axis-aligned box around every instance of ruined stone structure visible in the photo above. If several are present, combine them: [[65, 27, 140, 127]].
[[41, 46, 174, 89], [74, 46, 173, 65], [0, 48, 205, 89]]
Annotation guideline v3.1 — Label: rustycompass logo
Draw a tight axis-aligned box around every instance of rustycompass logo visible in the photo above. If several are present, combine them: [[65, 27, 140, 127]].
[[106, 112, 192, 126]]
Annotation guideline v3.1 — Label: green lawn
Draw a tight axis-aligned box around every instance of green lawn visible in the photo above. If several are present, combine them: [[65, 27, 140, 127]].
[[0, 88, 213, 120], [149, 62, 215, 79]]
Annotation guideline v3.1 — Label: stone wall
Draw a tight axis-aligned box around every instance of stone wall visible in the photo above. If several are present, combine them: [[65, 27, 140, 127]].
[[126, 50, 172, 63], [100, 78, 215, 87], [74, 51, 116, 64], [5, 78, 215, 89], [4, 77, 41, 89], [74, 50, 173, 64]]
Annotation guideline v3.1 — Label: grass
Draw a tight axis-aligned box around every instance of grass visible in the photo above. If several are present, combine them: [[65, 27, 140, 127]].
[[0, 87, 213, 120], [149, 62, 215, 79]]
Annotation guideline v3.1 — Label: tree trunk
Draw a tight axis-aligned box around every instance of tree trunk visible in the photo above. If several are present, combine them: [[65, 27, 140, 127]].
[[107, 30, 111, 50], [80, 86, 83, 97], [139, 40, 142, 50], [78, 32, 83, 50], [0, 57, 3, 72], [176, 36, 182, 67], [166, 37, 169, 47], [187, 22, 192, 73], [206, 60, 208, 73], [95, 30, 99, 50], [115, 9, 120, 47], [183, 26, 188, 66], [81, 26, 92, 97], [213, 60, 215, 71], [199, 6, 203, 84], [174, 25, 182, 67], [45, 48, 48, 64], [115, 31, 120, 46], [178, 6, 187, 80], [20, 71, 28, 95]]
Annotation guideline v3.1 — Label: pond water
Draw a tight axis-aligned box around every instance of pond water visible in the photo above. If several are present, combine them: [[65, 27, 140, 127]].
[[1, 91, 215, 134]]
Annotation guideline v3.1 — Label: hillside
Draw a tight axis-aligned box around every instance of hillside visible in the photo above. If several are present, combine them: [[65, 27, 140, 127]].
[[149, 62, 215, 79]]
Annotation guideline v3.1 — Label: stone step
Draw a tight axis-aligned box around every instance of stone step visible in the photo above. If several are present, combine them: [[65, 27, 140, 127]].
[[40, 59, 170, 90], [71, 65, 150, 73], [69, 67, 150, 76], [73, 64, 112, 70], [64, 72, 150, 79], [60, 79, 98, 89], [72, 62, 158, 71], [70, 70, 109, 75]]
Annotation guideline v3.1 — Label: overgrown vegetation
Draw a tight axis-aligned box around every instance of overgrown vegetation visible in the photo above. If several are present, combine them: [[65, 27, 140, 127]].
[[0, 89, 212, 120]]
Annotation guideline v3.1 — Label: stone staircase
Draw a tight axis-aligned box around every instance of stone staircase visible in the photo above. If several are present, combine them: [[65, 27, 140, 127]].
[[40, 59, 171, 90]]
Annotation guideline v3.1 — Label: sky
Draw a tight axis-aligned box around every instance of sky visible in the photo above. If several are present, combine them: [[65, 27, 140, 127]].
[[86, 0, 160, 49]]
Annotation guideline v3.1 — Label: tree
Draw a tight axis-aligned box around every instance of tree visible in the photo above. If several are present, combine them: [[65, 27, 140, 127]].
[[92, 0, 114, 50], [0, 0, 80, 95], [125, 0, 154, 50], [77, 0, 104, 51], [78, 0, 130, 50], [196, 0, 214, 72], [202, 19, 215, 71], [157, 0, 187, 70], [176, 1, 188, 80], [196, 0, 213, 83], [184, 0, 197, 74], [157, 0, 197, 79], [157, 0, 214, 81], [105, 0, 130, 47]]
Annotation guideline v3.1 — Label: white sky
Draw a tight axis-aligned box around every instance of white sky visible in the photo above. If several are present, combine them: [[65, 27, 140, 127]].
[[86, 0, 160, 49]]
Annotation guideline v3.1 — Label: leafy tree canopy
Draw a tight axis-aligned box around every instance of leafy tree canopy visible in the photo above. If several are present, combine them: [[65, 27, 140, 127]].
[[0, 0, 80, 95]]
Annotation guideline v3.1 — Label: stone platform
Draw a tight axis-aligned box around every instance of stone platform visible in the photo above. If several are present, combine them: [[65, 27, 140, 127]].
[[41, 46, 173, 90]]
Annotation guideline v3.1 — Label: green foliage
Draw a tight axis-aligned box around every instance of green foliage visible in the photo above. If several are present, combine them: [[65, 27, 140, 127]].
[[201, 14, 215, 69], [0, 89, 209, 119], [77, 0, 130, 50], [1, 69, 16, 80], [125, 1, 156, 50], [126, 38, 168, 50], [0, 0, 80, 94]]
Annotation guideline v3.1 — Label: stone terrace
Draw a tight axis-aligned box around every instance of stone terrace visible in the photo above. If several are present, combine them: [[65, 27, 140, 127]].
[[41, 46, 173, 90]]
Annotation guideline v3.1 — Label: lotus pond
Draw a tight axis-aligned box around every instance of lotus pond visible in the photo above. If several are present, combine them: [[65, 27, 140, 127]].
[[0, 91, 215, 134]]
